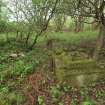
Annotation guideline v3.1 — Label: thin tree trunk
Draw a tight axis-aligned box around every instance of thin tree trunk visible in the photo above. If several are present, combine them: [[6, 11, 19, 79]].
[[47, 39, 56, 73], [26, 31, 31, 46], [93, 24, 105, 60], [28, 31, 42, 50], [29, 0, 59, 50], [74, 16, 84, 32], [16, 30, 19, 40], [28, 36, 38, 50]]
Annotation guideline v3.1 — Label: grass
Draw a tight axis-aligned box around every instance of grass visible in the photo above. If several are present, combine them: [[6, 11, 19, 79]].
[[0, 30, 99, 44], [46, 31, 98, 44], [0, 40, 49, 105], [0, 30, 103, 105], [0, 30, 100, 76], [0, 30, 99, 81]]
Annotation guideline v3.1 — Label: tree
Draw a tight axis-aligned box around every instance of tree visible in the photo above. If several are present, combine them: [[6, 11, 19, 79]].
[[17, 0, 60, 49], [60, 0, 105, 59], [54, 0, 85, 32], [0, 0, 8, 33], [9, 0, 22, 38], [75, 0, 105, 60], [54, 13, 66, 32]]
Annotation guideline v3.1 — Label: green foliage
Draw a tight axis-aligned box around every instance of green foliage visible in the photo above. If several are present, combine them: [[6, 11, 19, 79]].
[[58, 102, 64, 105], [38, 96, 45, 105], [54, 14, 66, 31], [50, 85, 62, 103], [62, 84, 71, 92], [0, 86, 23, 105], [47, 31, 98, 45], [50, 86, 61, 98], [0, 93, 23, 105], [82, 101, 94, 105], [0, 0, 104, 105], [32, 0, 44, 5], [11, 60, 33, 77], [0, 64, 6, 71], [0, 20, 7, 33]]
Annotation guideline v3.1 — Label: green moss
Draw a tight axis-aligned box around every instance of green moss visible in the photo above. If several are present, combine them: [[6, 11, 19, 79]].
[[65, 59, 97, 69], [56, 69, 66, 81], [56, 59, 105, 84]]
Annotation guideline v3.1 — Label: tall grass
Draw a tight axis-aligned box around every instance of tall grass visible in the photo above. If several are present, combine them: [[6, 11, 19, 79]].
[[44, 30, 99, 44], [0, 30, 99, 45]]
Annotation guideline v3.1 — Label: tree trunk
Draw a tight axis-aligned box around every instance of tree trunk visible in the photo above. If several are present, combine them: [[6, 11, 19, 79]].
[[16, 30, 19, 40], [74, 16, 84, 32], [93, 24, 105, 60], [47, 39, 56, 73], [28, 32, 40, 50], [26, 31, 31, 46], [28, 0, 59, 50]]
